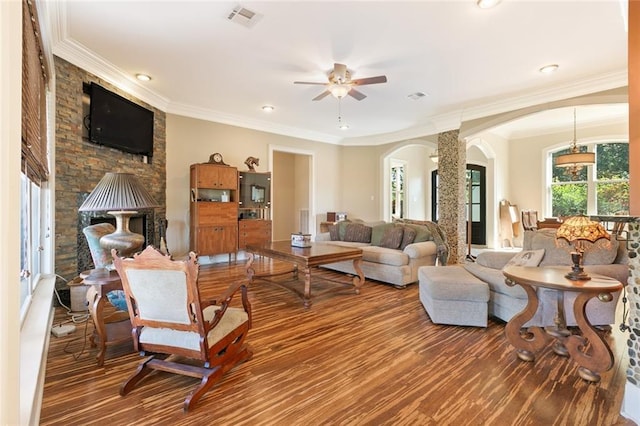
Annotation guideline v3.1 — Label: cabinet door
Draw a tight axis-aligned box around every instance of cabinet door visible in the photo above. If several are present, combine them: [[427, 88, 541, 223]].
[[196, 203, 237, 225], [195, 224, 238, 255], [195, 164, 237, 189]]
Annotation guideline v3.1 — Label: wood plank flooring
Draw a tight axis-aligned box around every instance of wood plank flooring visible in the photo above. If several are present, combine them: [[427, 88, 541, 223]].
[[40, 259, 636, 425]]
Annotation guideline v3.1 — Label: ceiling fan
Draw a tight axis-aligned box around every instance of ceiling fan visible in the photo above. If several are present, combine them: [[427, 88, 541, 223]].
[[294, 63, 387, 101]]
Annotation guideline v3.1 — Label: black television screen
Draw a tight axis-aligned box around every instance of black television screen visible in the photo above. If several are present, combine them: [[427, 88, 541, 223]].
[[89, 82, 154, 157]]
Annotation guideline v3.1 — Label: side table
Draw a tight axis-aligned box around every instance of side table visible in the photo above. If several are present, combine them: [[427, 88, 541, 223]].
[[502, 265, 623, 383], [81, 269, 132, 366]]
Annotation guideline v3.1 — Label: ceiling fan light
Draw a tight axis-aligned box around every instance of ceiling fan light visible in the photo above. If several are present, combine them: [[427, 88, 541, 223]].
[[338, 122, 349, 130], [329, 84, 351, 99]]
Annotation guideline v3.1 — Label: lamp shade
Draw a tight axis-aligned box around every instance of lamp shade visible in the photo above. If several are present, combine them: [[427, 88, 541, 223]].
[[556, 215, 609, 244], [555, 151, 595, 167], [79, 172, 159, 212]]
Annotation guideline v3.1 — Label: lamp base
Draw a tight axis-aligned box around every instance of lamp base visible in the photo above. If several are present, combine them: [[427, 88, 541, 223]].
[[565, 250, 591, 281], [99, 211, 145, 257], [565, 270, 591, 281]]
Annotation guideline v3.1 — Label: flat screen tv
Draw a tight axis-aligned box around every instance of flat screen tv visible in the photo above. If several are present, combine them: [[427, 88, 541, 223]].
[[89, 82, 154, 158]]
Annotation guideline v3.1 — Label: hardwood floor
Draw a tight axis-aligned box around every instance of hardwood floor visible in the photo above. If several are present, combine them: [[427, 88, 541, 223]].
[[40, 259, 636, 425]]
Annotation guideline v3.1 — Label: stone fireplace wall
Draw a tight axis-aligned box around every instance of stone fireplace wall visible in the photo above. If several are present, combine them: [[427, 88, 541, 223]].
[[54, 56, 166, 287]]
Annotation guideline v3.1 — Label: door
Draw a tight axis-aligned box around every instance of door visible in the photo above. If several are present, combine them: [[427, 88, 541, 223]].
[[431, 164, 486, 245]]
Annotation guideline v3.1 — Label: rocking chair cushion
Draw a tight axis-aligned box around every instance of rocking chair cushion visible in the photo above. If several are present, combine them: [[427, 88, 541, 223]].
[[139, 306, 249, 352]]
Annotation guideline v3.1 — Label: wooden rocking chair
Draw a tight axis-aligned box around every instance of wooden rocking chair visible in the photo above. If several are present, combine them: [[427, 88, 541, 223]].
[[112, 246, 253, 412]]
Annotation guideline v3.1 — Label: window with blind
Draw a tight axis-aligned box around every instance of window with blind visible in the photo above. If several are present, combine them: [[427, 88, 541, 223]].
[[22, 0, 49, 184]]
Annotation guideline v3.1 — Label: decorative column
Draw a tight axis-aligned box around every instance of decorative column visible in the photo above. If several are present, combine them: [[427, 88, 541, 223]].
[[626, 220, 640, 405], [437, 130, 466, 264]]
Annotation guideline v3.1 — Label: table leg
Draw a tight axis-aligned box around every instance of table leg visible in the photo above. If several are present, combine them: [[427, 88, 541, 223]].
[[303, 267, 312, 309], [547, 291, 570, 357], [245, 252, 255, 282], [504, 279, 551, 362], [352, 258, 365, 294], [87, 285, 107, 367], [565, 291, 615, 383]]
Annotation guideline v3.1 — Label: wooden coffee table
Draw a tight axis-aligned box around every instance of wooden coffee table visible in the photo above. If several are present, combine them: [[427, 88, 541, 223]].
[[245, 241, 365, 308], [502, 265, 623, 383]]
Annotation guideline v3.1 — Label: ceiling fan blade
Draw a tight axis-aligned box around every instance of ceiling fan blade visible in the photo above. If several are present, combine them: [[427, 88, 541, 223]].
[[348, 88, 367, 101], [312, 90, 331, 101], [294, 81, 327, 85], [333, 63, 348, 82], [351, 75, 387, 86]]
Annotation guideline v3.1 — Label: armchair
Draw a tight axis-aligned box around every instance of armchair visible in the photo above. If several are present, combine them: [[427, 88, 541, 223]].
[[112, 246, 253, 411]]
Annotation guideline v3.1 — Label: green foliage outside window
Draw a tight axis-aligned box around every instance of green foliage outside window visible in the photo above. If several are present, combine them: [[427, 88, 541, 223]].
[[551, 142, 628, 217]]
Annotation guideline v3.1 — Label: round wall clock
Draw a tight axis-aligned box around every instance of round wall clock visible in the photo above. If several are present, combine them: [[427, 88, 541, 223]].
[[209, 152, 228, 165]]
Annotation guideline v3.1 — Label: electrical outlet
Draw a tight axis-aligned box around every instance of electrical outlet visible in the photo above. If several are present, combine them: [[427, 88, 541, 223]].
[[51, 324, 76, 337]]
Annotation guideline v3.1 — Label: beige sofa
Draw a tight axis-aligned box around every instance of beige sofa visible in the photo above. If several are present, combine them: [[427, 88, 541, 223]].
[[462, 229, 628, 326], [315, 219, 449, 288]]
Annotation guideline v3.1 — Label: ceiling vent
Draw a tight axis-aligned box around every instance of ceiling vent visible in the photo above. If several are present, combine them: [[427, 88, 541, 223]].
[[227, 5, 262, 28]]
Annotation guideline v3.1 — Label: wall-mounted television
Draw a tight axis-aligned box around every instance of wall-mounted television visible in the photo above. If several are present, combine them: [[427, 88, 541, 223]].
[[88, 82, 154, 158]]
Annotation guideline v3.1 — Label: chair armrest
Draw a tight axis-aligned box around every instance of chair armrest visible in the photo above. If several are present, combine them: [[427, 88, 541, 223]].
[[403, 241, 437, 259], [204, 280, 252, 329], [475, 251, 517, 270]]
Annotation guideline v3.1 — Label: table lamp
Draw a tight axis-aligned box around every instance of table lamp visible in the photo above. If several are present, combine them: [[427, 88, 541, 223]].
[[79, 172, 159, 257], [556, 215, 609, 281]]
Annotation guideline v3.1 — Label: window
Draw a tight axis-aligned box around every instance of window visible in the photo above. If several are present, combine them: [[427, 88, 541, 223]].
[[390, 162, 406, 219], [20, 173, 44, 320], [550, 142, 629, 217]]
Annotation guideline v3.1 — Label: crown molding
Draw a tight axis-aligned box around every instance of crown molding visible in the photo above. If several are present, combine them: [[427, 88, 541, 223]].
[[167, 102, 341, 145]]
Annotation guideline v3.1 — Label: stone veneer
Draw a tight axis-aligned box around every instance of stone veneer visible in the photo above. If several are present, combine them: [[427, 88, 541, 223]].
[[627, 220, 640, 392], [436, 130, 466, 264], [54, 56, 166, 287]]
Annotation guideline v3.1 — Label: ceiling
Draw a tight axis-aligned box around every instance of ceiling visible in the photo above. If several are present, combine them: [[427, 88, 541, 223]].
[[45, 1, 629, 145]]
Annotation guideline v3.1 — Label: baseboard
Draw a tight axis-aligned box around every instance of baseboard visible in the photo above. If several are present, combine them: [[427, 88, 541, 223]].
[[621, 382, 640, 423]]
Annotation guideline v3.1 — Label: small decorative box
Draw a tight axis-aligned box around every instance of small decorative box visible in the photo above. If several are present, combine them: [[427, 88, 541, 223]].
[[291, 233, 312, 247]]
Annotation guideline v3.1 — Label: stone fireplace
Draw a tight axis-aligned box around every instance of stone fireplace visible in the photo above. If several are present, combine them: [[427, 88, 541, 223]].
[[54, 56, 166, 286]]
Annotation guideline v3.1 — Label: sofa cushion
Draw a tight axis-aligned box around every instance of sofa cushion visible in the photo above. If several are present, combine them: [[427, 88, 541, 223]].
[[523, 229, 619, 266], [343, 223, 372, 243], [361, 246, 409, 266], [504, 249, 545, 267], [399, 226, 417, 250], [378, 225, 405, 249]]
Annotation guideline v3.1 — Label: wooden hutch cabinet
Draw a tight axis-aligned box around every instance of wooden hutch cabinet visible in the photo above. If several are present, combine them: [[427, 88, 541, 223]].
[[190, 163, 238, 256], [238, 171, 272, 249]]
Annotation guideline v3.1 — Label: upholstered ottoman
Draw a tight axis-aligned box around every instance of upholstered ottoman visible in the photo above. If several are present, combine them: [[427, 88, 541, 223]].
[[418, 265, 490, 327]]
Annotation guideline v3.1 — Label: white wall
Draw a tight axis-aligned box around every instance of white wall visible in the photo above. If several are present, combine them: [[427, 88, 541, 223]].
[[165, 114, 341, 256]]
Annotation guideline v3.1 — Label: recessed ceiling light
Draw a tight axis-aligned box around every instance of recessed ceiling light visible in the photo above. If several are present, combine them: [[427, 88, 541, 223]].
[[261, 105, 275, 112], [135, 73, 151, 82], [476, 0, 501, 9], [539, 64, 559, 74]]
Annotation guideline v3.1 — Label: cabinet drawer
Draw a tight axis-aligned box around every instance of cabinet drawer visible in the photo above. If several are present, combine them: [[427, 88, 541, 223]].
[[194, 202, 237, 224]]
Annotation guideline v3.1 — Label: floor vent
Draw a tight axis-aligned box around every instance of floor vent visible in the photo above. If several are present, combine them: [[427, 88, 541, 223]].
[[227, 5, 262, 28]]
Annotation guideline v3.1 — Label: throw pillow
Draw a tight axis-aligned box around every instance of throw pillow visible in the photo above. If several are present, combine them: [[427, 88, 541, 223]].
[[504, 249, 545, 267], [329, 220, 351, 241], [399, 226, 417, 250], [371, 223, 397, 246], [378, 225, 405, 249], [343, 223, 372, 243], [328, 224, 340, 241]]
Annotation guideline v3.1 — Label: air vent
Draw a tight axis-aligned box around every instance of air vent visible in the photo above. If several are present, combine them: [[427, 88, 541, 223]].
[[408, 92, 427, 100], [227, 5, 262, 28]]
